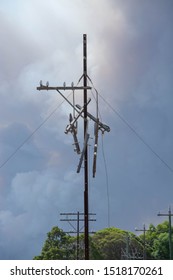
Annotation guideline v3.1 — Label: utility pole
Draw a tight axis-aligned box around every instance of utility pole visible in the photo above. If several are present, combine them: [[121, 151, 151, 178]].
[[60, 212, 96, 259], [37, 34, 109, 260], [135, 224, 151, 259], [37, 34, 90, 259], [83, 34, 89, 260], [158, 206, 173, 260]]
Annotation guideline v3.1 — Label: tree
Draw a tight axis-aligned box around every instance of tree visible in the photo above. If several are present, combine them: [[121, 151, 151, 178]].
[[34, 226, 144, 260], [139, 221, 173, 260], [91, 227, 143, 260], [152, 232, 169, 260], [33, 226, 76, 260], [34, 222, 172, 260]]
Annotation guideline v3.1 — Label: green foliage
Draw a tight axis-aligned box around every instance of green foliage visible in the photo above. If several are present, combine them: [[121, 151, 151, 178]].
[[139, 221, 173, 260], [91, 227, 143, 260], [152, 233, 169, 259], [33, 227, 76, 260], [33, 221, 173, 260], [91, 227, 126, 259]]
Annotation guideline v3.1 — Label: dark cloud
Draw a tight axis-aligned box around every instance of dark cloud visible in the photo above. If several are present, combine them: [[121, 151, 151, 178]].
[[0, 0, 172, 259]]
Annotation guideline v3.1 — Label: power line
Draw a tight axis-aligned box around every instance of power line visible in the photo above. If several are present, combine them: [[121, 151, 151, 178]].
[[0, 75, 85, 170], [101, 133, 110, 228], [0, 97, 69, 169], [89, 83, 111, 227], [100, 94, 173, 173], [1, 76, 172, 178], [87, 77, 173, 174]]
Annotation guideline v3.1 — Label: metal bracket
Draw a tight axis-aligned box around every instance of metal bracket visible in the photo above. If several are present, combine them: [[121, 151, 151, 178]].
[[75, 104, 110, 133]]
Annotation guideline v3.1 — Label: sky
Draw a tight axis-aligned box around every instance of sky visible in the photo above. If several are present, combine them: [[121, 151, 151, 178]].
[[0, 0, 173, 259]]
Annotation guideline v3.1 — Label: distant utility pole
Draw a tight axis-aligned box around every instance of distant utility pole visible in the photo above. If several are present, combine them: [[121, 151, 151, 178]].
[[37, 34, 110, 260], [135, 224, 153, 260], [60, 212, 96, 259], [158, 206, 173, 260]]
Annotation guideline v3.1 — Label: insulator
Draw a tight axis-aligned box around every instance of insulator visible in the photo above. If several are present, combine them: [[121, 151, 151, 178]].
[[69, 113, 73, 122]]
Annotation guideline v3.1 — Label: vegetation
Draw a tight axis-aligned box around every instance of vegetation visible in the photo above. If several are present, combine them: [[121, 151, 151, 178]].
[[91, 227, 143, 260], [33, 227, 75, 260], [33, 221, 173, 260], [142, 221, 172, 260]]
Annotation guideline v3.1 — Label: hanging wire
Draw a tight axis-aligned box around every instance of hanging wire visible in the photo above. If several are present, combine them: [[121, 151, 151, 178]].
[[0, 97, 68, 169], [0, 76, 84, 170], [99, 93, 173, 174], [101, 133, 111, 228], [73, 89, 75, 119], [87, 75, 111, 227], [87, 75, 173, 175]]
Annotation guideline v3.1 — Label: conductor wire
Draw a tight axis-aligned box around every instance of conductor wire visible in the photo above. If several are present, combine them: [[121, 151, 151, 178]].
[[87, 75, 173, 174], [101, 128, 111, 228], [0, 76, 83, 170], [87, 75, 111, 227], [0, 96, 69, 169]]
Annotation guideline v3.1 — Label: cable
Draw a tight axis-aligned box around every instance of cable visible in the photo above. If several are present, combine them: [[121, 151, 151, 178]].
[[89, 79, 111, 227], [0, 94, 71, 170], [101, 133, 111, 228], [0, 76, 84, 170], [87, 75, 173, 174], [99, 94, 173, 174]]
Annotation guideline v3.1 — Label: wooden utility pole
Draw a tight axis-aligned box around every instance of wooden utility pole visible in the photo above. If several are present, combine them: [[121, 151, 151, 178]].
[[135, 224, 150, 259], [60, 212, 96, 259], [37, 34, 110, 259], [37, 34, 92, 259], [83, 34, 89, 260], [158, 206, 173, 260]]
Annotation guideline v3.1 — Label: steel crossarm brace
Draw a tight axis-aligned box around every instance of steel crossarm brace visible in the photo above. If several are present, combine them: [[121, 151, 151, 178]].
[[75, 104, 110, 133], [65, 98, 91, 134]]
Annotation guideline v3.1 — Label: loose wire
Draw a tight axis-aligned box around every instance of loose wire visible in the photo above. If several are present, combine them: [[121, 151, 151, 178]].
[[0, 97, 68, 169], [0, 74, 84, 170], [99, 93, 173, 174], [87, 75, 173, 175], [101, 133, 111, 228], [88, 76, 111, 227]]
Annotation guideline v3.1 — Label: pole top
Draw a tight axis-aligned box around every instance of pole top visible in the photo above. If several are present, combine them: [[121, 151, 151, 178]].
[[83, 34, 87, 41]]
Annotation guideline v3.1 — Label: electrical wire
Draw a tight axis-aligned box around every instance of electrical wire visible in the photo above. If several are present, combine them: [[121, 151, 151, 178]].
[[0, 76, 84, 170], [88, 79, 111, 228], [101, 133, 111, 228], [99, 93, 173, 174], [0, 97, 69, 169], [88, 74, 173, 227], [87, 75, 173, 175]]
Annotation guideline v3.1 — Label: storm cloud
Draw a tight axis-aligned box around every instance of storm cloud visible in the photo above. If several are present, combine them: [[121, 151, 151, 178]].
[[0, 0, 173, 259]]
